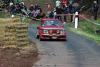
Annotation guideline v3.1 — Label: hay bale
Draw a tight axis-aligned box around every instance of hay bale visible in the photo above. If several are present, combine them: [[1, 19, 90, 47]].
[[0, 18, 29, 47]]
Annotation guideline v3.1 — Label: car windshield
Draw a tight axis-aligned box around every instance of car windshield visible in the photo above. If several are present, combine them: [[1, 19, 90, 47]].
[[42, 20, 63, 26]]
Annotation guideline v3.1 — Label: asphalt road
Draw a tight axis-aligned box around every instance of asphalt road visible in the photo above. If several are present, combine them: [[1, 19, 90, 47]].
[[29, 23, 100, 67]]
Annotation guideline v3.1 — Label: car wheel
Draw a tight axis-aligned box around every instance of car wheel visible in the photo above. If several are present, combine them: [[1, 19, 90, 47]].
[[40, 38, 44, 41], [40, 37, 46, 41], [36, 31, 39, 39], [36, 35, 39, 39], [62, 39, 67, 41]]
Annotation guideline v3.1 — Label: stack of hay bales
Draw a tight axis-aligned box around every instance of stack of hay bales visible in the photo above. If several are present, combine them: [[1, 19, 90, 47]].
[[15, 23, 29, 46], [4, 24, 17, 46], [0, 21, 5, 40], [0, 19, 5, 46], [0, 18, 29, 47]]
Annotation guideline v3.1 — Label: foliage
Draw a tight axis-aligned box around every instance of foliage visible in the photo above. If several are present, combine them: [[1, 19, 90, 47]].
[[0, 0, 3, 8], [67, 19, 100, 43], [80, 0, 100, 9], [79, 20, 100, 34]]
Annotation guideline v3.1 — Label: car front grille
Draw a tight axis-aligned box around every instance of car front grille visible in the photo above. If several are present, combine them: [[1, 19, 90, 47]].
[[48, 30, 60, 34]]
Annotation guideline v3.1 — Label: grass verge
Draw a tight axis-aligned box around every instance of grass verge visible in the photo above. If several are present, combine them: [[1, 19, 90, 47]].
[[67, 20, 100, 44]]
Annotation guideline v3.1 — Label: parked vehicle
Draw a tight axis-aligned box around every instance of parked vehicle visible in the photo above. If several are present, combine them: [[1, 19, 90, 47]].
[[37, 18, 67, 41]]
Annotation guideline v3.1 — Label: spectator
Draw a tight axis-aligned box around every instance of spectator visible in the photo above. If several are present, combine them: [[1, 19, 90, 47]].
[[61, 0, 68, 7], [34, 8, 41, 18], [19, 2, 28, 15], [69, 0, 74, 5], [91, 0, 99, 20], [69, 4, 74, 22], [56, 6, 63, 20], [3, 0, 14, 5], [15, 0, 22, 4], [56, 0, 61, 7], [46, 11, 51, 18], [63, 4, 69, 23], [53, 8, 57, 18], [9, 2, 16, 17], [72, 2, 80, 22], [72, 2, 80, 13], [49, 11, 54, 18], [38, 6, 42, 13], [14, 2, 27, 15], [46, 4, 52, 18], [29, 4, 34, 11], [34, 4, 40, 10], [19, 2, 27, 10], [15, 3, 21, 13]]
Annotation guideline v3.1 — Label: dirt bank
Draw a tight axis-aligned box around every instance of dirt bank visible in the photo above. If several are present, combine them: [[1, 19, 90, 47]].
[[0, 18, 39, 67], [0, 44, 38, 67]]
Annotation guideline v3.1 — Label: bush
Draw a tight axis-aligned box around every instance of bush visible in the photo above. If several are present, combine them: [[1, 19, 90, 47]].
[[0, 0, 3, 8]]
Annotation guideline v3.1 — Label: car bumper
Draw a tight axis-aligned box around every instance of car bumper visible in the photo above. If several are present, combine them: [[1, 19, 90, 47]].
[[40, 34, 67, 40]]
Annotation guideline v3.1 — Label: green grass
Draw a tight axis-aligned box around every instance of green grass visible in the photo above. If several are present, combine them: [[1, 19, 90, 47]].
[[0, 11, 6, 18], [0, 11, 10, 18], [79, 20, 100, 33], [67, 19, 100, 44], [68, 27, 100, 43]]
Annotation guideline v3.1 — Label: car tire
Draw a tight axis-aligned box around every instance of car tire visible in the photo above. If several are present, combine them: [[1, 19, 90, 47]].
[[62, 39, 67, 41], [39, 36, 43, 41], [40, 38, 44, 41], [36, 35, 39, 39]]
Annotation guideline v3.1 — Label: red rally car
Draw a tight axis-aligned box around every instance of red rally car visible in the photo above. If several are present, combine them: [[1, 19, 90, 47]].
[[37, 18, 67, 41]]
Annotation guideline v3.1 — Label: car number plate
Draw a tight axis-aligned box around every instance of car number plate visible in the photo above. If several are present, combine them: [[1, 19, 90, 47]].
[[52, 36, 57, 39]]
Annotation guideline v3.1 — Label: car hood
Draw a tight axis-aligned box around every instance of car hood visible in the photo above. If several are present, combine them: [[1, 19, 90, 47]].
[[41, 26, 64, 30]]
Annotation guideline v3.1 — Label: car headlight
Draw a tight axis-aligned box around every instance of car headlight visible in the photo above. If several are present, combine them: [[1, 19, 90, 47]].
[[57, 30, 60, 34], [60, 30, 65, 35], [43, 30, 48, 34]]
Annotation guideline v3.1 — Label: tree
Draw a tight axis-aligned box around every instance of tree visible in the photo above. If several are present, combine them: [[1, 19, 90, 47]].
[[80, 0, 99, 8]]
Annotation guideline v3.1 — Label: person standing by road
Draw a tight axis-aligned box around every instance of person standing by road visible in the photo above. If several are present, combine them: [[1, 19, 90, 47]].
[[91, 0, 99, 20], [46, 3, 52, 18], [72, 2, 80, 22], [9, 2, 16, 17], [34, 4, 40, 10], [69, 3, 74, 22], [29, 4, 34, 12], [63, 4, 69, 23], [56, 6, 63, 20], [61, 0, 68, 7], [56, 0, 61, 7]]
